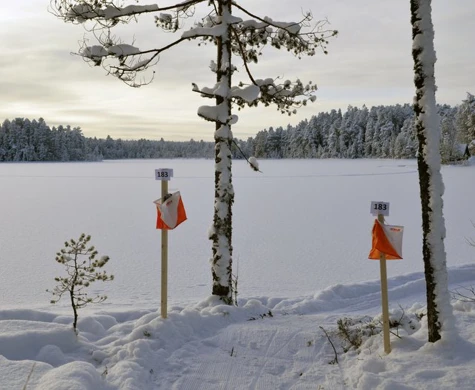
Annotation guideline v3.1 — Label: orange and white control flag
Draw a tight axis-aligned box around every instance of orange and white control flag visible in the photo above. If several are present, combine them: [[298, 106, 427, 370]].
[[154, 191, 187, 230], [368, 219, 403, 260]]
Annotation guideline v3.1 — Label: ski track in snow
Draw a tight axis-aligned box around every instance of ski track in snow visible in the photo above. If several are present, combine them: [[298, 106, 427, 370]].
[[152, 265, 475, 389], [161, 317, 345, 390]]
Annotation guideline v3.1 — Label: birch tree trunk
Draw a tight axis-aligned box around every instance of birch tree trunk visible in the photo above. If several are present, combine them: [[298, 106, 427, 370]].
[[410, 0, 455, 342]]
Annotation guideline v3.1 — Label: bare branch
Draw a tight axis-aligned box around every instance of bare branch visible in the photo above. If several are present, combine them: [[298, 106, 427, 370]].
[[230, 25, 257, 85], [451, 285, 475, 302], [320, 326, 339, 365], [232, 139, 262, 172]]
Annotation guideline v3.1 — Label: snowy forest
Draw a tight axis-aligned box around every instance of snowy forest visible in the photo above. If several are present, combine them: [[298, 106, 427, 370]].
[[1, 93, 474, 163], [0, 118, 215, 161]]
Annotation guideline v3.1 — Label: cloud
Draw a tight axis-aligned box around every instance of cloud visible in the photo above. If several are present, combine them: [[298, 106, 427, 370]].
[[1, 0, 474, 141]]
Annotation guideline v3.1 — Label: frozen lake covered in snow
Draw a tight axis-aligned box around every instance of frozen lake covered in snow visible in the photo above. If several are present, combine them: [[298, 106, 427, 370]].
[[0, 159, 474, 311]]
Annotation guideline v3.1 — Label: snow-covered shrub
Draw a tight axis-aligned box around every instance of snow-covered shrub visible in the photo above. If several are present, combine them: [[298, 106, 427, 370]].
[[332, 309, 423, 353]]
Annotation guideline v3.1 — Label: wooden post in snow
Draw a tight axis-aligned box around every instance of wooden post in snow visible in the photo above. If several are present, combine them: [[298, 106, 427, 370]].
[[378, 213, 391, 354], [154, 169, 187, 319], [161, 178, 169, 319], [155, 168, 173, 319]]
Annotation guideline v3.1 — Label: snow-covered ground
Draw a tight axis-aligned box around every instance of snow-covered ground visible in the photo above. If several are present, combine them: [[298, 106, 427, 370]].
[[1, 159, 475, 389]]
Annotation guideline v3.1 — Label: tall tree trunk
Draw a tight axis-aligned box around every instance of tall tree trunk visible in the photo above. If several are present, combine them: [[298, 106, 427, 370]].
[[210, 0, 234, 303], [410, 0, 455, 342]]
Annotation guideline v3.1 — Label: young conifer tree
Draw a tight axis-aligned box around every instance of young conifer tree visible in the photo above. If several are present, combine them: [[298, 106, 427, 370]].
[[51, 0, 337, 303], [48, 234, 114, 331]]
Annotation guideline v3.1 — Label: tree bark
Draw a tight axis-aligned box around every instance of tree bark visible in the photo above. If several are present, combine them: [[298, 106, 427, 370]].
[[210, 0, 234, 302], [71, 253, 79, 331], [410, 0, 454, 342]]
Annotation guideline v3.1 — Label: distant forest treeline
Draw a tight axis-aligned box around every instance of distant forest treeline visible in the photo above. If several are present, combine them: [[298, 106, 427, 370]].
[[1, 93, 474, 163], [0, 118, 215, 162]]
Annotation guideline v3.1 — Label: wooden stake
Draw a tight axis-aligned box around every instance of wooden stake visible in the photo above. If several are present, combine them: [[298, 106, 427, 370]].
[[378, 213, 391, 354], [161, 180, 168, 319]]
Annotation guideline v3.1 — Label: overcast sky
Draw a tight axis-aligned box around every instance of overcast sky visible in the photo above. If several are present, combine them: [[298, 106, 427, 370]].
[[1, 1, 474, 141]]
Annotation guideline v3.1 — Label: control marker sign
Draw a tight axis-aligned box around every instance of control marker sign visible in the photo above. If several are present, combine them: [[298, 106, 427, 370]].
[[370, 201, 390, 217], [370, 200, 390, 353], [155, 168, 173, 181]]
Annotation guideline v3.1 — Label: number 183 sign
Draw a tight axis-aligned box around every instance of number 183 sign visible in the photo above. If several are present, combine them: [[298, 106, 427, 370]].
[[370, 201, 390, 216], [155, 168, 173, 181]]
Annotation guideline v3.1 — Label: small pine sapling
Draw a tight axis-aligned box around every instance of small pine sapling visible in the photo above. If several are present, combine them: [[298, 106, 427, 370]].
[[47, 234, 114, 332]]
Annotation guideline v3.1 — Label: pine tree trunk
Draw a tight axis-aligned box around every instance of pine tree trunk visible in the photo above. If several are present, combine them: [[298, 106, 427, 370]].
[[71, 253, 79, 331], [210, 0, 234, 303], [410, 0, 454, 342], [70, 289, 78, 331]]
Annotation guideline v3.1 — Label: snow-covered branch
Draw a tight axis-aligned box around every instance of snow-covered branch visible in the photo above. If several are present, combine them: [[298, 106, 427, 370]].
[[51, 0, 205, 24], [231, 2, 337, 57], [79, 33, 210, 86], [238, 78, 317, 116]]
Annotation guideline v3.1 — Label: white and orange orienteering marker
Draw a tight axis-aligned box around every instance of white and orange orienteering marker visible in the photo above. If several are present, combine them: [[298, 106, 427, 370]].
[[154, 191, 187, 230], [368, 219, 404, 260]]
